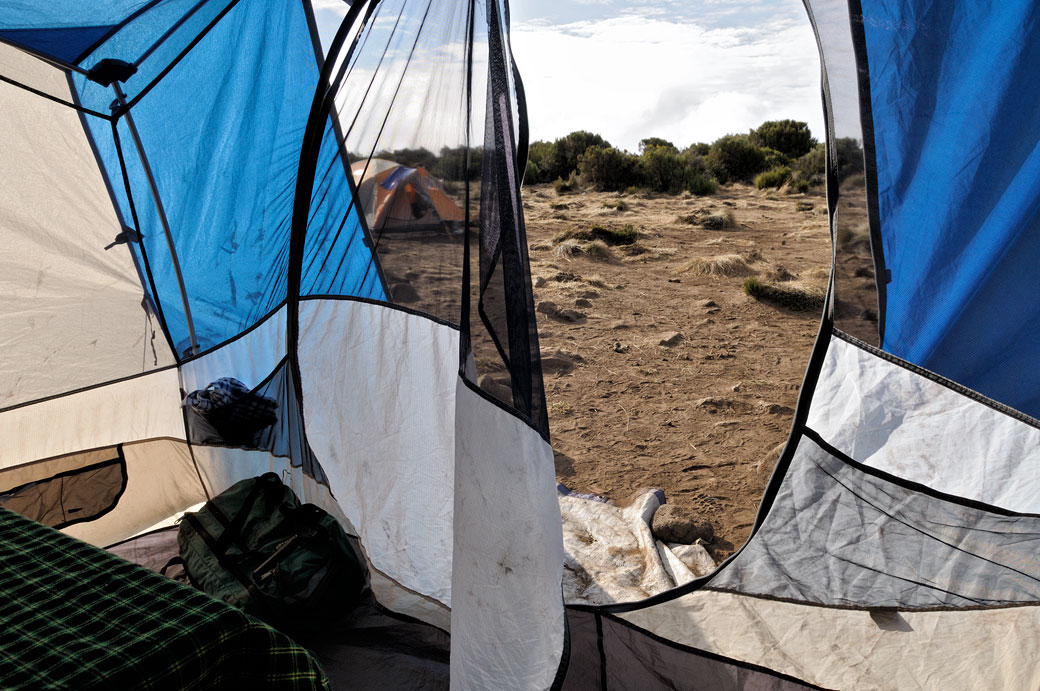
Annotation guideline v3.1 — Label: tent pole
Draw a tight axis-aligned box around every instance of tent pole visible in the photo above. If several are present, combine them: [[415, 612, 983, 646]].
[[112, 82, 199, 357]]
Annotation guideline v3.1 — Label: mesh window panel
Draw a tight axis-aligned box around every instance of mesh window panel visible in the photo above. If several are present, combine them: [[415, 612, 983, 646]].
[[805, 0, 879, 345], [301, 0, 548, 434], [184, 360, 325, 484], [302, 0, 473, 322], [466, 0, 548, 433]]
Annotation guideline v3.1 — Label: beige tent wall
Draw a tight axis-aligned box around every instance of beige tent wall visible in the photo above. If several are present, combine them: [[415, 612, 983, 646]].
[[0, 43, 175, 410], [62, 439, 205, 547], [618, 589, 1040, 690], [0, 367, 185, 469]]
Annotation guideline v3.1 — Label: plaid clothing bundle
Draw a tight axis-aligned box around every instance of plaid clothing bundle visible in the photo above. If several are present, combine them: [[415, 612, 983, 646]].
[[184, 377, 279, 446], [0, 507, 329, 690]]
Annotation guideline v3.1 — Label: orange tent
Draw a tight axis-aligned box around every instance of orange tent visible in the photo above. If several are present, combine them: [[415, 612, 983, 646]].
[[351, 158, 464, 230]]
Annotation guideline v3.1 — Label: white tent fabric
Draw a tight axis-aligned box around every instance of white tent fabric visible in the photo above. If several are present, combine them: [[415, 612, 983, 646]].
[[808, 335, 1040, 512], [0, 368, 184, 469], [298, 299, 459, 612], [180, 306, 287, 396], [452, 379, 565, 690]]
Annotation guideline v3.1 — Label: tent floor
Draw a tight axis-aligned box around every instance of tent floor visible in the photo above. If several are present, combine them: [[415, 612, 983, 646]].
[[108, 528, 450, 690]]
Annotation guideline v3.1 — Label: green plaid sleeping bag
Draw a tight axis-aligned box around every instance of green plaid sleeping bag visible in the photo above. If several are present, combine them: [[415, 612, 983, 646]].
[[0, 506, 329, 690]]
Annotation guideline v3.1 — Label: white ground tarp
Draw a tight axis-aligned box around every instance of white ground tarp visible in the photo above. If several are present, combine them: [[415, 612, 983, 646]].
[[560, 488, 714, 605]]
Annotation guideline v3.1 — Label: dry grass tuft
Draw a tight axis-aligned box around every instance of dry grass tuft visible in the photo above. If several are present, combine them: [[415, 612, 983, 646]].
[[554, 225, 638, 246], [583, 240, 619, 262], [677, 253, 758, 277], [701, 210, 737, 230], [552, 238, 619, 263], [744, 277, 825, 311], [602, 199, 630, 212], [552, 238, 584, 259], [836, 222, 870, 250]]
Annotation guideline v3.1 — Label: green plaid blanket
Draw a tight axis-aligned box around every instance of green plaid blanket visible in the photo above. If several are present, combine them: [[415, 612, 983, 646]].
[[0, 508, 330, 690]]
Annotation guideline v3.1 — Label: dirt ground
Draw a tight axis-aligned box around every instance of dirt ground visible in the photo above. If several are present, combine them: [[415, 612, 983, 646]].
[[524, 182, 831, 558]]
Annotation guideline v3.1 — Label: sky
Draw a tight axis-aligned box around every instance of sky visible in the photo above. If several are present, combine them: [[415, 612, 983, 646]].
[[509, 0, 824, 152], [312, 0, 825, 154]]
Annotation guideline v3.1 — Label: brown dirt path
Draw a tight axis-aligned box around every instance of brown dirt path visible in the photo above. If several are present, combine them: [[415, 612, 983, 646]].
[[525, 182, 830, 557]]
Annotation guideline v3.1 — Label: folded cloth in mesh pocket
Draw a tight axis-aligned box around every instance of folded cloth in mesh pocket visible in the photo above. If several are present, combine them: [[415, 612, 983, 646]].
[[184, 378, 278, 446]]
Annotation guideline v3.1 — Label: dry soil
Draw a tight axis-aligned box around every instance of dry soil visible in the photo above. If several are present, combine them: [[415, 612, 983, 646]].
[[524, 182, 831, 558]]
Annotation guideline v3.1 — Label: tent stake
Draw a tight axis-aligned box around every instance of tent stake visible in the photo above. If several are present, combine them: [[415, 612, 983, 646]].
[[112, 82, 199, 357]]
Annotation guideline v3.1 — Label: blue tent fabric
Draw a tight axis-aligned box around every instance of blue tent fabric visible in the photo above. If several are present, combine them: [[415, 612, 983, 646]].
[[70, 0, 382, 355], [863, 2, 1040, 418], [75, 0, 240, 113], [0, 3, 152, 30], [0, 27, 116, 64], [300, 120, 386, 300]]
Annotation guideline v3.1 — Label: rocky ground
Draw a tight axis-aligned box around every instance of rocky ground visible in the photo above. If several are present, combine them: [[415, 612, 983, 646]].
[[523, 182, 831, 558]]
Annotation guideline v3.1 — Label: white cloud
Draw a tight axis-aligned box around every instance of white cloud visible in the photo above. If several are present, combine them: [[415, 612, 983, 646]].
[[510, 5, 824, 151]]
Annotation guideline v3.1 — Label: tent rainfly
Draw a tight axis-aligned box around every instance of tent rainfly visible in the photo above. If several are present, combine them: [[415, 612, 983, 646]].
[[2, 0, 1040, 689]]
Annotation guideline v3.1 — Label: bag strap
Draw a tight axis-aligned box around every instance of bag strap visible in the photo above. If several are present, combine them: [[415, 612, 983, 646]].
[[212, 474, 277, 558], [160, 555, 200, 589]]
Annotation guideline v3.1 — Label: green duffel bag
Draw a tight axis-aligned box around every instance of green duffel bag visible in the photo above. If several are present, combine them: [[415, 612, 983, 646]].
[[176, 472, 366, 636]]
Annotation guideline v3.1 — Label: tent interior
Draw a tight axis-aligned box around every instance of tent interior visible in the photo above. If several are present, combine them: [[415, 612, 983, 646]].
[[3, 0, 1040, 689]]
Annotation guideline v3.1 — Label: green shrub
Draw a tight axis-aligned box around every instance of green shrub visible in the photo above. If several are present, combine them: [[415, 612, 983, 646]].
[[686, 142, 711, 157], [754, 166, 792, 189], [750, 120, 817, 159], [792, 179, 811, 193], [682, 148, 709, 175], [430, 144, 482, 181], [707, 135, 766, 183], [579, 145, 645, 192], [794, 142, 826, 182], [642, 145, 691, 195], [834, 137, 865, 181], [638, 137, 677, 154], [377, 146, 437, 170], [543, 131, 610, 181], [760, 147, 790, 171], [688, 174, 718, 196], [524, 140, 555, 184]]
